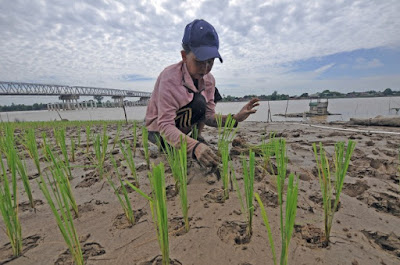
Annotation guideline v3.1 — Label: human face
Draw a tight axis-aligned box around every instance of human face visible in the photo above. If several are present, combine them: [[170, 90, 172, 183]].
[[181, 51, 215, 80]]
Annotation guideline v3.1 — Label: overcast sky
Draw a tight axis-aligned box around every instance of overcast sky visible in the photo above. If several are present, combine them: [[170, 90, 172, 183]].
[[1, 0, 400, 105]]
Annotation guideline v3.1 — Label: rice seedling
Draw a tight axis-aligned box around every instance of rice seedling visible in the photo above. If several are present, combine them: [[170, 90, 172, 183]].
[[259, 133, 277, 172], [142, 126, 150, 169], [160, 136, 189, 231], [161, 136, 180, 189], [132, 120, 138, 157], [85, 124, 91, 154], [231, 150, 255, 237], [126, 163, 170, 265], [220, 140, 230, 199], [107, 155, 135, 225], [93, 126, 109, 179], [54, 128, 72, 179], [77, 126, 82, 148], [216, 114, 238, 199], [254, 138, 299, 265], [4, 125, 35, 208], [70, 136, 76, 162], [44, 142, 79, 217], [216, 113, 238, 147], [112, 123, 121, 150], [177, 137, 189, 232], [191, 124, 199, 140], [15, 153, 35, 208], [119, 139, 139, 187], [312, 140, 355, 245], [0, 154, 22, 257], [38, 171, 83, 265], [23, 128, 41, 176]]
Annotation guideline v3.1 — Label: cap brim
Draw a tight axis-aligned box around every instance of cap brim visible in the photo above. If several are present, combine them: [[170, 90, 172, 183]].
[[190, 46, 223, 63]]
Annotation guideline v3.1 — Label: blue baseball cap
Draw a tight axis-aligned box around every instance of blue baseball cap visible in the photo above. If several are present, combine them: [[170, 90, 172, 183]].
[[182, 19, 223, 63]]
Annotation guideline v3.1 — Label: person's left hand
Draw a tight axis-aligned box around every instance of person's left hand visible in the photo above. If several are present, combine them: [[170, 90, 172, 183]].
[[233, 98, 260, 122]]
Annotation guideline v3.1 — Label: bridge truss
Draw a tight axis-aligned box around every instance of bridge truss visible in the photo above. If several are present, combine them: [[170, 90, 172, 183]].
[[0, 81, 152, 98]]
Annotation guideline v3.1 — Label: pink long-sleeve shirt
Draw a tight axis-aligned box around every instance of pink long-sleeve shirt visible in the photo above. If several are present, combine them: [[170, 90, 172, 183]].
[[145, 61, 216, 153]]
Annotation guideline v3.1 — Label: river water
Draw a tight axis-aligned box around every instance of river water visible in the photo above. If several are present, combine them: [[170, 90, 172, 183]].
[[1, 96, 399, 123]]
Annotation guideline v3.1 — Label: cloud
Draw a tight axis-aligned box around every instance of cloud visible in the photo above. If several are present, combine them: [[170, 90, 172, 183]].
[[354, 58, 384, 69], [314, 63, 335, 74], [121, 74, 154, 82], [0, 0, 399, 101]]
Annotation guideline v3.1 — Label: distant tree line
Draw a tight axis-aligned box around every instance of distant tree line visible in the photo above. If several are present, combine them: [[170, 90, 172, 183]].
[[0, 103, 48, 112], [222, 88, 400, 102]]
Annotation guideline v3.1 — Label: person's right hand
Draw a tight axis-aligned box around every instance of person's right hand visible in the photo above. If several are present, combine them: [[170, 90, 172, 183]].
[[194, 143, 220, 168]]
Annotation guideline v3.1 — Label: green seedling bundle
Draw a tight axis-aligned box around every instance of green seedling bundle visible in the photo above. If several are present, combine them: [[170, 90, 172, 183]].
[[132, 120, 138, 157], [119, 140, 139, 187], [85, 124, 91, 154], [232, 150, 255, 237], [22, 128, 41, 176], [3, 125, 35, 209], [107, 155, 135, 225], [161, 136, 190, 232], [54, 128, 73, 179], [44, 143, 79, 217], [220, 140, 230, 199], [127, 162, 170, 265], [216, 113, 239, 147], [112, 123, 122, 150], [93, 126, 109, 179], [216, 114, 239, 199], [0, 154, 22, 257], [38, 169, 83, 265], [142, 126, 150, 169], [255, 138, 299, 265], [313, 140, 355, 245], [177, 137, 189, 232], [70, 136, 76, 162]]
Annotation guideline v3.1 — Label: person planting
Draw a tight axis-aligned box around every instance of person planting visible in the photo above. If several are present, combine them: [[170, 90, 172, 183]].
[[145, 19, 259, 168]]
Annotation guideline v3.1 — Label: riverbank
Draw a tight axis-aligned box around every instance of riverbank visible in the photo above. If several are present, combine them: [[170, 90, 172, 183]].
[[0, 121, 399, 264]]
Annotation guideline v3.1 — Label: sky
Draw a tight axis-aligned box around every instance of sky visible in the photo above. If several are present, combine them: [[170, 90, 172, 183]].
[[1, 0, 400, 105]]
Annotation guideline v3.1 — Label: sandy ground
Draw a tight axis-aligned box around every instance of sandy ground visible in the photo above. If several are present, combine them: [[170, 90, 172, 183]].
[[0, 120, 399, 265]]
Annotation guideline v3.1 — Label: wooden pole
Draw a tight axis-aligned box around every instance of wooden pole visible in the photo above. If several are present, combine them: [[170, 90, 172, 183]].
[[285, 99, 289, 117]]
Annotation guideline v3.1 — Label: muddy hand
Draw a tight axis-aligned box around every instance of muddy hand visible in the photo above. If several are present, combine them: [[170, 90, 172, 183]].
[[194, 143, 220, 168]]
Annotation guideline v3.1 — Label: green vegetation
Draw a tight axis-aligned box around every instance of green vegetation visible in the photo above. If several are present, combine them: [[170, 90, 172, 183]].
[[132, 120, 138, 157], [0, 103, 47, 112], [54, 128, 73, 179], [255, 139, 299, 265], [177, 137, 189, 232], [38, 167, 83, 265], [0, 153, 22, 257], [232, 151, 255, 237], [220, 87, 400, 102], [119, 140, 139, 187], [4, 125, 35, 208], [22, 128, 41, 176], [313, 140, 356, 245], [107, 155, 135, 225], [216, 113, 238, 199], [161, 136, 189, 232], [93, 126, 109, 179], [142, 126, 150, 169], [127, 163, 170, 265], [44, 142, 79, 217]]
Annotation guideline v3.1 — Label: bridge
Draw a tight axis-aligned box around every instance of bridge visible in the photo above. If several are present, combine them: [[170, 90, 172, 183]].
[[0, 81, 152, 110]]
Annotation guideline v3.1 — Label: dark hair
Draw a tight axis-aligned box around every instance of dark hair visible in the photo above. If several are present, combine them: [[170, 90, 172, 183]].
[[182, 43, 191, 54]]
